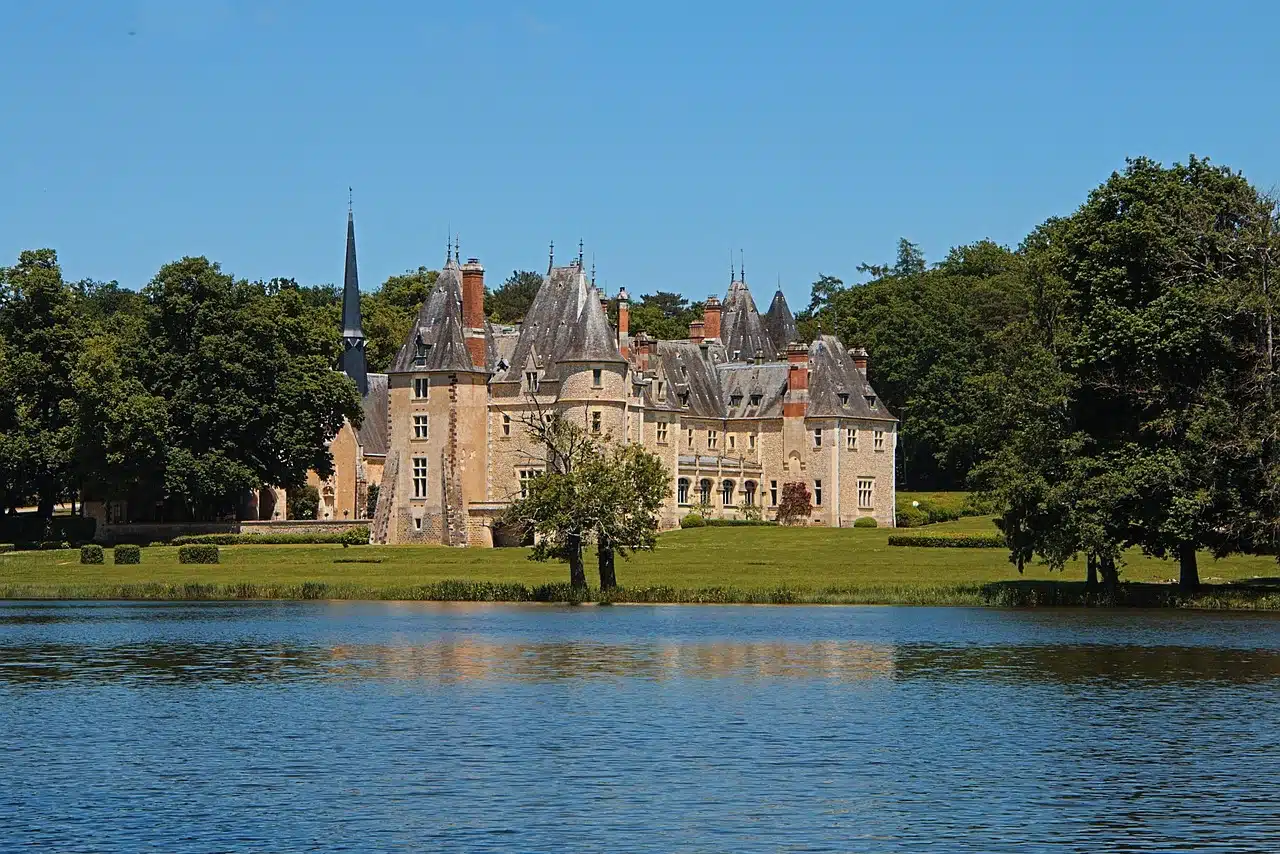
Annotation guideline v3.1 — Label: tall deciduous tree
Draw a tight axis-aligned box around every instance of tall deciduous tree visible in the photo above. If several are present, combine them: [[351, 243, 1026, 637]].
[[362, 267, 439, 372], [487, 270, 543, 323], [0, 250, 83, 517]]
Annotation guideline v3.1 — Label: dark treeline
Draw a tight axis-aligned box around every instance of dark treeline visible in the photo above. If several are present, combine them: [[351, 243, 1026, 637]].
[[805, 156, 1280, 589]]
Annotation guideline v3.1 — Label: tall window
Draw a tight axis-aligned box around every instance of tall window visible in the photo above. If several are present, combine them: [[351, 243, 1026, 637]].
[[677, 478, 690, 505], [743, 480, 756, 506], [502, 414, 511, 436], [591, 410, 602, 434], [525, 371, 540, 393], [721, 479, 735, 506], [592, 369, 603, 388], [687, 428, 695, 448], [699, 479, 712, 505], [874, 430, 885, 451], [814, 479, 823, 507], [413, 414, 429, 440], [657, 380, 666, 400], [728, 434, 736, 451], [518, 468, 542, 499], [413, 378, 429, 399], [412, 457, 428, 499], [708, 430, 718, 450], [657, 421, 669, 444], [770, 480, 778, 506], [857, 478, 874, 509], [813, 428, 823, 448], [748, 432, 756, 450], [847, 428, 857, 450]]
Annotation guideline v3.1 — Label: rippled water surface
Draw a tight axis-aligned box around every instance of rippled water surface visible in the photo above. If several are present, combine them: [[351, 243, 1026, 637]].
[[3, 602, 1280, 852]]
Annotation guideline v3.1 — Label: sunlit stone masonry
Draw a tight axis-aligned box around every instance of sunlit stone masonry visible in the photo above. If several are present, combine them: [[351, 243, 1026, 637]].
[[328, 215, 897, 546]]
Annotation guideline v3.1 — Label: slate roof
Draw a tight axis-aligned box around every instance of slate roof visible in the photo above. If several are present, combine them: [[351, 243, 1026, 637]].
[[653, 340, 729, 418], [807, 335, 896, 420], [495, 263, 625, 383], [357, 373, 388, 455], [389, 259, 476, 373], [717, 362, 789, 418], [720, 280, 777, 362], [762, 289, 798, 353]]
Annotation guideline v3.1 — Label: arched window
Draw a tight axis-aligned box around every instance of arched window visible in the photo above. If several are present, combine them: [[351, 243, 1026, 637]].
[[677, 478, 690, 505], [699, 479, 713, 505], [743, 480, 756, 506], [721, 479, 735, 506]]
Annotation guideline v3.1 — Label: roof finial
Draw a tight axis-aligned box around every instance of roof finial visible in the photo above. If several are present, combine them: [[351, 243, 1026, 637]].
[[348, 186, 353, 215], [548, 239, 555, 273], [729, 248, 735, 283], [578, 238, 584, 268], [454, 234, 460, 262], [591, 253, 596, 288], [739, 248, 745, 283], [446, 226, 452, 262]]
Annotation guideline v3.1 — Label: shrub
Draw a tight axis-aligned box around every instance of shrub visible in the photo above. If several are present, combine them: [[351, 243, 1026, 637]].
[[776, 482, 812, 525], [171, 527, 370, 546], [0, 543, 13, 554], [114, 544, 141, 564], [178, 545, 220, 564], [680, 513, 706, 528], [740, 502, 764, 522], [0, 515, 96, 546], [895, 505, 928, 528], [80, 544, 104, 564], [853, 517, 878, 528], [286, 484, 320, 521], [40, 541, 72, 550], [705, 519, 777, 527], [917, 500, 960, 525], [887, 533, 1005, 548]]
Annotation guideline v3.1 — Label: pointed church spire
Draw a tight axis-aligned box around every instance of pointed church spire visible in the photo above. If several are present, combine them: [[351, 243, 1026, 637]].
[[340, 204, 369, 396]]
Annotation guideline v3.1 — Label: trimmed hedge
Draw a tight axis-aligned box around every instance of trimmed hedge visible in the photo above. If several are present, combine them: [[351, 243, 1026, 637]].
[[178, 545, 220, 564], [171, 526, 370, 547], [0, 544, 13, 555], [679, 513, 706, 529], [0, 515, 96, 545], [853, 517, 878, 528], [705, 519, 777, 527], [114, 544, 141, 565], [887, 533, 1005, 548], [80, 545, 104, 565]]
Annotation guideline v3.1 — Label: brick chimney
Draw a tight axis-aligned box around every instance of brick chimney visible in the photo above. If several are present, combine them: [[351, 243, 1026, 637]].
[[461, 258, 487, 369], [852, 347, 868, 374], [703, 296, 722, 342], [617, 288, 630, 358], [633, 331, 651, 371], [689, 319, 705, 344], [783, 342, 809, 417]]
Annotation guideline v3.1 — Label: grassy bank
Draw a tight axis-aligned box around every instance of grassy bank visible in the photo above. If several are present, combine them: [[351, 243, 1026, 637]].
[[4, 517, 1280, 608]]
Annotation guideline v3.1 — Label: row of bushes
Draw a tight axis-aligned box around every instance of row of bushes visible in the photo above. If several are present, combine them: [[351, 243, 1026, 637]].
[[0, 515, 97, 546], [887, 533, 1005, 548], [79, 544, 143, 564], [171, 527, 369, 546]]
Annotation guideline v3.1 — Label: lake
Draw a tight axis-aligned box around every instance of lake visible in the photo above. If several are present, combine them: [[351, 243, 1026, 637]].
[[2, 602, 1279, 852]]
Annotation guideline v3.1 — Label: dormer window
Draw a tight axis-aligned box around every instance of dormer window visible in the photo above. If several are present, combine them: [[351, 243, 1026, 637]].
[[730, 393, 743, 406], [838, 393, 849, 405], [657, 381, 666, 400], [525, 371, 540, 393], [865, 395, 878, 410], [749, 393, 762, 406], [414, 334, 428, 367], [679, 391, 690, 407]]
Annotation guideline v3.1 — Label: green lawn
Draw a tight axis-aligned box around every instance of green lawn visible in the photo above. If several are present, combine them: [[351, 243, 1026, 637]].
[[5, 517, 1280, 607]]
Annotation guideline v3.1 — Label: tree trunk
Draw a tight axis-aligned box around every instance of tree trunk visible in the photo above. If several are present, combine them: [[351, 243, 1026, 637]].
[[1178, 542, 1199, 592], [567, 533, 586, 589], [1085, 554, 1098, 590], [1100, 554, 1120, 595], [597, 539, 617, 591]]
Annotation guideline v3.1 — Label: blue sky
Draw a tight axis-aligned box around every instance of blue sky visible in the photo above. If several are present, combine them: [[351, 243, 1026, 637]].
[[3, 1, 1277, 310]]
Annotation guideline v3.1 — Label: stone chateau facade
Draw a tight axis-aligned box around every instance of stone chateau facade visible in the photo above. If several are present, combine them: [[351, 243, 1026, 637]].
[[321, 213, 898, 546]]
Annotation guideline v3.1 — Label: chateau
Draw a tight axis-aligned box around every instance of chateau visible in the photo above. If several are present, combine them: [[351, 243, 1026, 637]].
[[316, 212, 898, 545]]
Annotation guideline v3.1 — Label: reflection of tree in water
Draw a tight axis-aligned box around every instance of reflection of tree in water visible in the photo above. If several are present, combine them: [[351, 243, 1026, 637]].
[[892, 644, 1280, 687]]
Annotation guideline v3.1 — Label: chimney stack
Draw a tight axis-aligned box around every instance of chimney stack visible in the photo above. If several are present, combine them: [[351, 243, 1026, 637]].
[[461, 258, 487, 369], [852, 347, 869, 374], [689, 319, 705, 344], [617, 288, 630, 359], [783, 342, 809, 418], [703, 296, 722, 342], [633, 331, 651, 371]]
